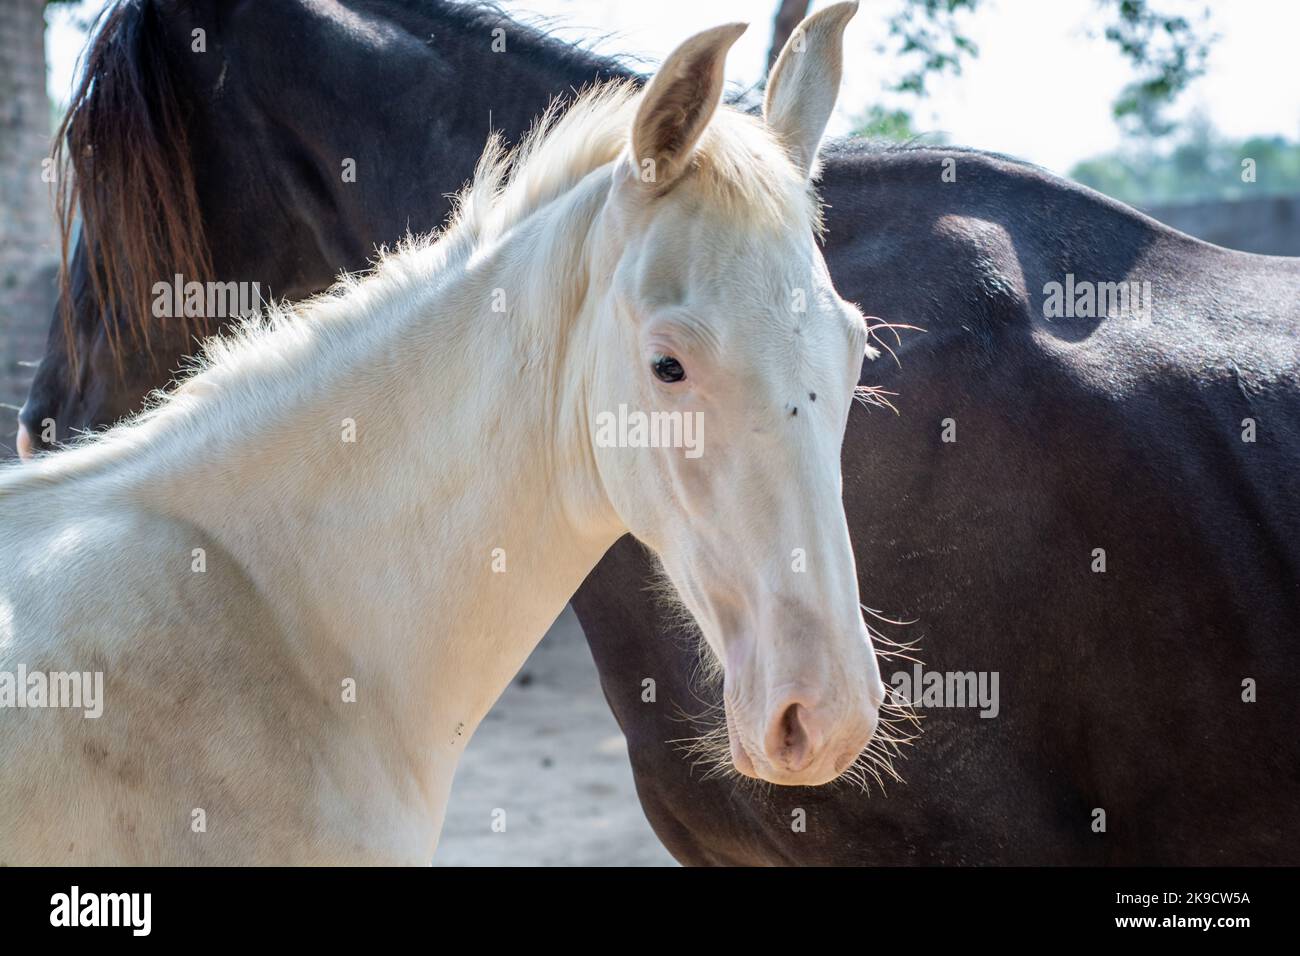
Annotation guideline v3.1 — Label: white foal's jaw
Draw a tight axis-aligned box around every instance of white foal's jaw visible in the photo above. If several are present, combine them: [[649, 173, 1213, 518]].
[[588, 2, 883, 787]]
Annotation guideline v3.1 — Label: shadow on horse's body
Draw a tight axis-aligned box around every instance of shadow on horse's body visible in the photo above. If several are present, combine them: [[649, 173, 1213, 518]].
[[20, 0, 1300, 864]]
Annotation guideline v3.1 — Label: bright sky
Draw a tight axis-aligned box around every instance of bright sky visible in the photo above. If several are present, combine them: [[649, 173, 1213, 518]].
[[46, 0, 1300, 176]]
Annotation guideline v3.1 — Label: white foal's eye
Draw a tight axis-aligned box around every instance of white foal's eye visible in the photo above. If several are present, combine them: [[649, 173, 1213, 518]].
[[651, 354, 686, 383]]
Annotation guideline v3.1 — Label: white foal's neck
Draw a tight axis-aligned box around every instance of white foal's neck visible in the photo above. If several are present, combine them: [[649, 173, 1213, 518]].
[[12, 87, 652, 821]]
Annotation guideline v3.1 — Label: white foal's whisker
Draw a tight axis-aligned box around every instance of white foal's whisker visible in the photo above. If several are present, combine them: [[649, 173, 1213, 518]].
[[661, 593, 924, 796]]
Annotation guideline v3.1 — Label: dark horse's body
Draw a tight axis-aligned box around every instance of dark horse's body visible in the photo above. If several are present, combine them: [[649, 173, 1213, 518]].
[[584, 155, 1300, 863], [21, 0, 1300, 864]]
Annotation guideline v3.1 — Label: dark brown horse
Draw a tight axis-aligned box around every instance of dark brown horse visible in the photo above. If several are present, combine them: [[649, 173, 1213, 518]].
[[18, 0, 1300, 864]]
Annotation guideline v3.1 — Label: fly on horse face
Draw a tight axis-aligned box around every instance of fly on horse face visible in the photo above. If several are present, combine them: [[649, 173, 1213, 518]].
[[0, 8, 880, 864], [14, 0, 1300, 865]]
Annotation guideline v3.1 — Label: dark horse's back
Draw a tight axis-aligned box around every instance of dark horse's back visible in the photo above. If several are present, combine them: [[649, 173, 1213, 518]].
[[573, 144, 1300, 865]]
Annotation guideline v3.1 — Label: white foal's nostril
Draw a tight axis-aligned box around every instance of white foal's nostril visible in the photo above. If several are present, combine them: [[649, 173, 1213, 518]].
[[764, 701, 824, 774], [16, 421, 34, 461]]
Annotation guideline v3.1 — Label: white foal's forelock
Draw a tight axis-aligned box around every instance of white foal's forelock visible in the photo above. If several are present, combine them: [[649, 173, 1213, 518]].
[[0, 2, 881, 864]]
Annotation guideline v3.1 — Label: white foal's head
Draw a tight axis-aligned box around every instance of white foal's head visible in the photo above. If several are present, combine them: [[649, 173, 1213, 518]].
[[588, 2, 884, 786]]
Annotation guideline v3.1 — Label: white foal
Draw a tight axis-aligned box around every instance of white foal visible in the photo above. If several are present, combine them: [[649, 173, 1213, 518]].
[[0, 2, 881, 864]]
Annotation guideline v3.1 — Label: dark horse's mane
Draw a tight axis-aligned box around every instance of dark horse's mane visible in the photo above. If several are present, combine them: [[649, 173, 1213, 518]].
[[54, 0, 211, 375], [50, 0, 635, 376]]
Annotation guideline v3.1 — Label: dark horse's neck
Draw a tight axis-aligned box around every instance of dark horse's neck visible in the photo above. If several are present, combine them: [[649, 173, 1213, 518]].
[[28, 0, 636, 447], [202, 0, 636, 302]]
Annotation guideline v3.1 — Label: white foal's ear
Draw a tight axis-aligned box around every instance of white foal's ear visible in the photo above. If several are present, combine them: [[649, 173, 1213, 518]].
[[630, 21, 747, 192], [763, 0, 859, 177]]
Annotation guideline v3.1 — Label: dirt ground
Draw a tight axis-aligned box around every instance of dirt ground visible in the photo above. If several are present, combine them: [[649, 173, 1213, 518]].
[[433, 606, 677, 866]]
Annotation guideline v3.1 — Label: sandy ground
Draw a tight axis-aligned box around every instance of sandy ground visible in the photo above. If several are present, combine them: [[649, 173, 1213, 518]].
[[433, 606, 677, 866]]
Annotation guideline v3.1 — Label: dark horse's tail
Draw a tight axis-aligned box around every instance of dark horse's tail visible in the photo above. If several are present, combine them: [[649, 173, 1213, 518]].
[[53, 0, 213, 374]]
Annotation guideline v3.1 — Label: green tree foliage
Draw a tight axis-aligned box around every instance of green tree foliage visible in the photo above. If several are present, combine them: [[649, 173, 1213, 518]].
[[882, 0, 982, 99], [852, 105, 950, 144], [1097, 0, 1215, 140], [848, 0, 1215, 142], [1070, 116, 1300, 204]]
